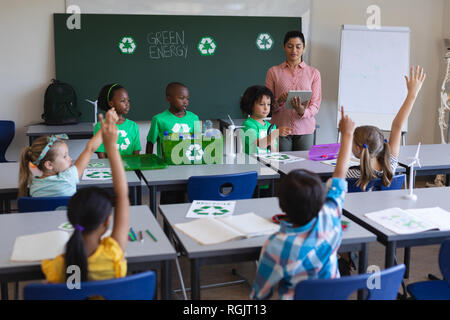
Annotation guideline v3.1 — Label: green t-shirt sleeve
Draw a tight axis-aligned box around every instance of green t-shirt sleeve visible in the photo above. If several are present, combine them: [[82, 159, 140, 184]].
[[132, 122, 141, 152], [147, 116, 160, 144], [93, 121, 105, 153]]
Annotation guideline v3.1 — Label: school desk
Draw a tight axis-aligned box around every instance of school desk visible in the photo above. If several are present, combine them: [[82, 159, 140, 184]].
[[0, 159, 142, 213], [218, 119, 320, 146], [398, 144, 450, 186], [343, 187, 450, 271], [257, 151, 406, 178], [26, 122, 94, 145], [140, 153, 280, 216], [159, 197, 376, 300], [0, 205, 176, 300]]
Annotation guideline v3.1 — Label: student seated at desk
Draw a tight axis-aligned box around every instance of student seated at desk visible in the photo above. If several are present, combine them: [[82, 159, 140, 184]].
[[347, 66, 426, 190], [18, 109, 117, 198], [240, 85, 291, 155], [146, 81, 200, 204], [250, 107, 355, 300], [94, 83, 141, 158], [42, 110, 130, 283]]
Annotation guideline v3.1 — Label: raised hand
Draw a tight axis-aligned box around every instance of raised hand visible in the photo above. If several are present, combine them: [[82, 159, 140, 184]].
[[99, 108, 118, 149], [405, 65, 426, 97], [338, 106, 355, 136]]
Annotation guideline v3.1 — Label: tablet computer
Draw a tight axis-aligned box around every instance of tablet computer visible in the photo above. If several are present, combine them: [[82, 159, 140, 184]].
[[285, 90, 312, 109]]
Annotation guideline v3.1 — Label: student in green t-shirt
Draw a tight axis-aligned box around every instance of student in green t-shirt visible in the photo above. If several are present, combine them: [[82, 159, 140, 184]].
[[240, 85, 292, 155], [94, 83, 141, 158], [146, 82, 200, 156]]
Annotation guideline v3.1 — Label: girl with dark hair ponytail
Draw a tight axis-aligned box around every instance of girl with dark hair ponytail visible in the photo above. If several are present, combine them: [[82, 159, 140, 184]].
[[346, 66, 426, 190], [42, 109, 130, 283]]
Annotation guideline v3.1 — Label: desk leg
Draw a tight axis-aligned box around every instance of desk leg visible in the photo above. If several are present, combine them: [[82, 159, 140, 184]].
[[357, 243, 369, 300], [149, 186, 157, 217], [385, 242, 396, 268], [190, 259, 200, 300], [446, 174, 450, 187], [403, 247, 411, 279], [161, 260, 171, 300], [1, 282, 8, 300], [136, 185, 142, 205]]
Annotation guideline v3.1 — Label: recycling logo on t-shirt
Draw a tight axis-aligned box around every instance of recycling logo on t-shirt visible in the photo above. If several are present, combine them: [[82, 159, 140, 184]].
[[117, 130, 130, 151], [172, 123, 191, 133], [185, 144, 204, 161]]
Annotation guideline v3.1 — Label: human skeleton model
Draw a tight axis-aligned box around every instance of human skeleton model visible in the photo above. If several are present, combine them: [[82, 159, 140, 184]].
[[428, 44, 450, 187], [438, 50, 450, 144]]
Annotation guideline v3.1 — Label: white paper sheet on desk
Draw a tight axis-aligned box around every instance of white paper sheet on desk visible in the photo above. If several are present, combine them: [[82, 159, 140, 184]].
[[258, 153, 305, 163], [405, 207, 450, 231], [82, 168, 112, 180], [186, 200, 236, 218], [10, 230, 70, 262], [321, 158, 360, 167]]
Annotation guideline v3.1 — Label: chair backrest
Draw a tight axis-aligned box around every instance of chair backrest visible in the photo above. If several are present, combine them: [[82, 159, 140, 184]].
[[0, 120, 15, 162], [17, 196, 71, 213], [23, 270, 156, 300], [439, 238, 450, 283], [347, 174, 406, 193], [294, 264, 405, 300], [187, 171, 257, 201]]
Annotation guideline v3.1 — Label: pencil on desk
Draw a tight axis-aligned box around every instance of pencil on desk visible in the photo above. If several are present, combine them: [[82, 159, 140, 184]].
[[139, 230, 144, 243], [130, 227, 138, 241], [146, 229, 157, 242]]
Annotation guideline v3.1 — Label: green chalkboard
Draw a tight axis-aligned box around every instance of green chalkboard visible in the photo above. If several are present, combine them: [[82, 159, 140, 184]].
[[54, 14, 301, 122]]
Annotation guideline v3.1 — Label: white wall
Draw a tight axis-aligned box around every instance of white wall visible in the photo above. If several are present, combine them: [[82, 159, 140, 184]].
[[310, 0, 446, 145], [0, 0, 447, 162]]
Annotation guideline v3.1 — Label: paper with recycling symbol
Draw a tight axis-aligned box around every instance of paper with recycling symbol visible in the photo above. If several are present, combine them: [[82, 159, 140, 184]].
[[186, 200, 236, 218], [82, 168, 112, 180], [256, 33, 273, 50]]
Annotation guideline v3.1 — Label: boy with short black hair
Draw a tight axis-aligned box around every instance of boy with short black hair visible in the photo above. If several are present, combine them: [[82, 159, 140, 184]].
[[250, 107, 355, 300], [146, 82, 200, 156]]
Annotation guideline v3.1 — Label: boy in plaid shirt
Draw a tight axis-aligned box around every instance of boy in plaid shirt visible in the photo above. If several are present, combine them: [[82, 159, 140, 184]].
[[250, 107, 355, 300]]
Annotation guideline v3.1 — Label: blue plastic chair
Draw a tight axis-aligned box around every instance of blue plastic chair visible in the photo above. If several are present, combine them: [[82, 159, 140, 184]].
[[347, 174, 406, 193], [0, 120, 14, 163], [407, 239, 450, 300], [187, 171, 258, 201], [17, 196, 71, 213], [294, 264, 406, 300], [23, 271, 156, 300]]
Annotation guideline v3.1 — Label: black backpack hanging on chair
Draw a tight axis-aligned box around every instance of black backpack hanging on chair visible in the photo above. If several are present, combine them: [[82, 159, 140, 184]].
[[42, 79, 81, 125]]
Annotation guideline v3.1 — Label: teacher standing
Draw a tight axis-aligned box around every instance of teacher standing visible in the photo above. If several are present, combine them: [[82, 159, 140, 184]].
[[265, 30, 322, 151]]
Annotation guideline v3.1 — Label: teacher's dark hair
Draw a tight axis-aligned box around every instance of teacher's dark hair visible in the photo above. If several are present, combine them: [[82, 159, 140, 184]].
[[240, 85, 274, 116], [65, 187, 113, 282], [283, 30, 305, 46], [278, 169, 326, 226]]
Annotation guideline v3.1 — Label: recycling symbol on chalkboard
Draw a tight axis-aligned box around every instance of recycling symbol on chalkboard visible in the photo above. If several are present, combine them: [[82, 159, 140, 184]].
[[85, 171, 112, 179], [193, 206, 230, 216], [256, 33, 273, 50], [197, 36, 217, 56], [118, 36, 137, 54], [185, 144, 204, 161]]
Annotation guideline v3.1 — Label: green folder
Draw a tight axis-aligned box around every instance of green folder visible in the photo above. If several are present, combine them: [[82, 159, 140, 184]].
[[121, 154, 168, 171]]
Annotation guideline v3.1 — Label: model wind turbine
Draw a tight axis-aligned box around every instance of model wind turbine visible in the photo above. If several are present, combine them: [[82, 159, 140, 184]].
[[403, 143, 421, 201], [85, 99, 98, 125], [225, 114, 244, 158]]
